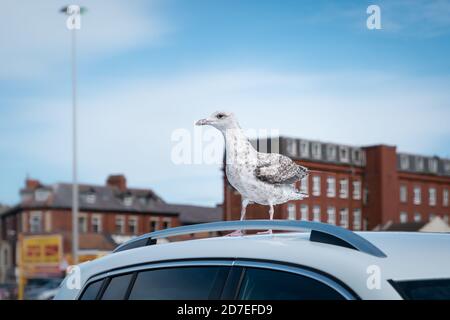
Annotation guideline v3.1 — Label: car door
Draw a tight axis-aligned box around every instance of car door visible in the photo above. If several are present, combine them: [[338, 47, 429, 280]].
[[225, 260, 357, 300], [78, 260, 233, 300]]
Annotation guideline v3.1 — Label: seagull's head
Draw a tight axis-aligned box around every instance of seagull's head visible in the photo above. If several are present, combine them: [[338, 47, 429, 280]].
[[195, 111, 239, 131]]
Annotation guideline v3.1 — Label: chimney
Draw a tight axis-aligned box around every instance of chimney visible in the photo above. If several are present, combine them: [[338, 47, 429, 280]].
[[106, 174, 127, 191], [26, 178, 40, 190]]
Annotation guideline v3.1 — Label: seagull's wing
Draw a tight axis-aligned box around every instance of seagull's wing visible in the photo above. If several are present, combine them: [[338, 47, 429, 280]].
[[254, 153, 308, 185]]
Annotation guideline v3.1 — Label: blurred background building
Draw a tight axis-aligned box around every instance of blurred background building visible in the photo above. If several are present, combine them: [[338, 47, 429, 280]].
[[224, 136, 450, 231], [0, 174, 222, 290]]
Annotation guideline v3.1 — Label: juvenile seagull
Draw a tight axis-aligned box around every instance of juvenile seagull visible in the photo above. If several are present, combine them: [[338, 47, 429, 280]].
[[196, 111, 308, 235]]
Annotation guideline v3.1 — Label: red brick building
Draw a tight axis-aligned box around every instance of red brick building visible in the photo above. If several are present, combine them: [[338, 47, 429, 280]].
[[0, 174, 222, 281], [223, 137, 450, 231]]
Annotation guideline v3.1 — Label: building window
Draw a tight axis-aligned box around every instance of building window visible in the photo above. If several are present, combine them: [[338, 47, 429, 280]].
[[429, 213, 436, 222], [444, 189, 449, 207], [339, 146, 349, 163], [312, 205, 321, 222], [415, 157, 424, 171], [85, 193, 96, 204], [149, 218, 159, 232], [123, 196, 133, 207], [353, 209, 361, 230], [78, 215, 88, 233], [128, 216, 138, 235], [352, 180, 361, 200], [311, 142, 321, 160], [326, 145, 337, 161], [326, 177, 336, 198], [92, 215, 102, 233], [400, 185, 408, 203], [300, 204, 309, 220], [414, 212, 421, 222], [35, 189, 50, 202], [400, 154, 409, 170], [286, 139, 298, 157], [162, 219, 171, 229], [339, 179, 348, 199], [300, 176, 308, 194], [287, 203, 296, 220], [312, 176, 321, 196], [29, 211, 42, 233], [445, 161, 450, 173], [339, 208, 349, 228], [413, 186, 421, 205], [429, 188, 437, 206], [428, 158, 438, 173], [115, 216, 125, 234], [400, 212, 408, 223], [299, 141, 309, 158], [352, 149, 363, 165], [327, 207, 335, 225]]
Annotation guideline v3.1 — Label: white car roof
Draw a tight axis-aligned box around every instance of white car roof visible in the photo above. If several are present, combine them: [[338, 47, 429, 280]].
[[56, 231, 450, 300]]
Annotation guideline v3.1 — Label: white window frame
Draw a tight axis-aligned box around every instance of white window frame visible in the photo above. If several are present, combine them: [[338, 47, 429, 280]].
[[29, 211, 42, 233], [128, 216, 138, 235], [300, 176, 309, 194], [428, 158, 438, 173], [35, 189, 50, 202], [327, 144, 337, 161], [327, 206, 336, 225], [313, 205, 321, 222], [287, 203, 296, 220], [312, 176, 321, 196], [339, 179, 348, 199], [400, 184, 408, 203], [443, 189, 449, 207], [300, 204, 309, 221], [123, 196, 133, 207], [400, 154, 409, 170], [429, 187, 436, 206], [326, 177, 336, 198], [415, 157, 424, 171], [352, 180, 361, 200], [78, 213, 88, 233], [413, 186, 421, 205], [86, 193, 96, 204], [339, 208, 349, 228], [311, 142, 322, 160], [91, 214, 102, 233], [299, 140, 309, 158], [339, 146, 349, 163], [400, 212, 408, 223], [115, 216, 125, 234], [353, 209, 361, 230], [162, 218, 172, 229], [286, 139, 298, 157], [149, 217, 159, 232]]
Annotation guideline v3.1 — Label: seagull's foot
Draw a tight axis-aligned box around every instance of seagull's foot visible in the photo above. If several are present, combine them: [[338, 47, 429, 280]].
[[225, 230, 244, 237], [257, 229, 273, 235]]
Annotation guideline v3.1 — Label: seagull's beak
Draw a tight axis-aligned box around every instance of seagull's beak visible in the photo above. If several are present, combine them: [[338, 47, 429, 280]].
[[196, 118, 211, 126]]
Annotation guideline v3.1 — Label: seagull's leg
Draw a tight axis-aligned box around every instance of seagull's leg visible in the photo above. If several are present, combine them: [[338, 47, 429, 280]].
[[257, 204, 274, 235], [226, 199, 249, 237]]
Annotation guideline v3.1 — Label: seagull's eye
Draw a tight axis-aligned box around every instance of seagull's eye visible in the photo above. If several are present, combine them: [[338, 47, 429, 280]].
[[216, 113, 226, 119]]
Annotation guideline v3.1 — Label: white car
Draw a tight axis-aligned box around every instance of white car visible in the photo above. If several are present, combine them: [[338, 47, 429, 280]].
[[54, 220, 450, 300]]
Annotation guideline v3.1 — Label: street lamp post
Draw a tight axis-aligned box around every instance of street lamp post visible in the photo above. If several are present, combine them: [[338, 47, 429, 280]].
[[61, 5, 86, 265]]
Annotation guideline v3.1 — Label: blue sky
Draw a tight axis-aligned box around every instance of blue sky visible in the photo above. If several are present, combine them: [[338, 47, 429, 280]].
[[1, 0, 450, 206]]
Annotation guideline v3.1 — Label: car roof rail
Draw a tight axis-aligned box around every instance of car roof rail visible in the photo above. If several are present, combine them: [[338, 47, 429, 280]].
[[113, 219, 387, 258]]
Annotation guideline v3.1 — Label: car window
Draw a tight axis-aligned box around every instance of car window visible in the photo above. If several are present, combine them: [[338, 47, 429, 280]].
[[79, 279, 104, 300], [391, 279, 450, 300], [128, 266, 230, 300], [101, 273, 134, 300], [237, 267, 345, 300]]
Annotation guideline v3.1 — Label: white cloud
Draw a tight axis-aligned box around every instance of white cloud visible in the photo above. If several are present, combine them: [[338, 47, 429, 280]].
[[0, 0, 170, 80], [3, 68, 449, 205]]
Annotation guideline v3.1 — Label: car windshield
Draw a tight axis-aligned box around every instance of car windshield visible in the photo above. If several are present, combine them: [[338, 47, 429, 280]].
[[391, 279, 450, 300]]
